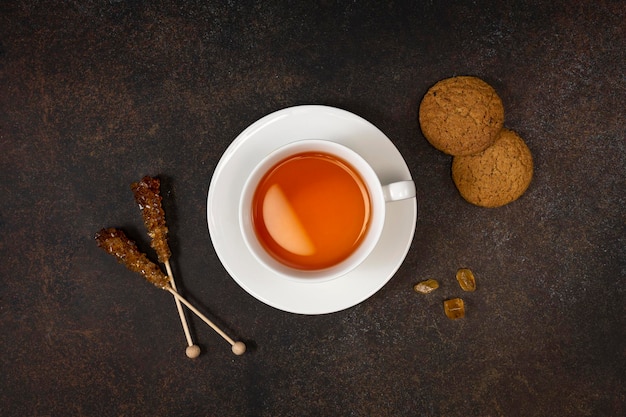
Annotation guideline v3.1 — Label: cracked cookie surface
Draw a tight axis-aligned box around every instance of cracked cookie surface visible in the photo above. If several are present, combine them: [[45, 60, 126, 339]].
[[452, 128, 533, 207], [419, 76, 504, 156]]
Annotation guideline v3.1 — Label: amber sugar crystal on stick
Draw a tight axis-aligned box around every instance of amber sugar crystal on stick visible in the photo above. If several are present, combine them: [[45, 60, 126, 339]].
[[131, 176, 200, 358], [130, 176, 171, 263], [95, 228, 170, 289], [95, 228, 246, 356]]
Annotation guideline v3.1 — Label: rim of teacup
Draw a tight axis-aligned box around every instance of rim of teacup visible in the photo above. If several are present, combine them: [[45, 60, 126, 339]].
[[238, 139, 387, 283]]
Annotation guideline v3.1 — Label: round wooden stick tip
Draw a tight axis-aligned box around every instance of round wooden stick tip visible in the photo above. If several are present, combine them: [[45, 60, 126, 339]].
[[186, 345, 201, 359], [231, 341, 246, 356]]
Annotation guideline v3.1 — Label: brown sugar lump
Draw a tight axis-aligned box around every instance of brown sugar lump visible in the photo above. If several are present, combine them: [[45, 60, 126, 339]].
[[443, 298, 465, 319], [456, 268, 476, 292], [452, 128, 533, 208], [419, 76, 505, 156], [413, 279, 439, 294]]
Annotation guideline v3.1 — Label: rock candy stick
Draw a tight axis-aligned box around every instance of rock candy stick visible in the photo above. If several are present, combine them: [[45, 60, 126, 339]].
[[95, 228, 246, 355], [95, 228, 169, 289], [130, 177, 200, 358], [130, 176, 171, 263]]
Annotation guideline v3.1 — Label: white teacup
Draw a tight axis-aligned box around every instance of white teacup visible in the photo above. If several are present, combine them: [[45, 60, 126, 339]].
[[239, 139, 415, 282]]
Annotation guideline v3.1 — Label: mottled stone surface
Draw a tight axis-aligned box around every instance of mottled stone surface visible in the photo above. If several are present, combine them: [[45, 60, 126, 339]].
[[1, 1, 624, 416]]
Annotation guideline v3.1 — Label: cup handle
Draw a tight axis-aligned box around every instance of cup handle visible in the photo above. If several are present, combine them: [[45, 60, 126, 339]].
[[382, 180, 416, 202]]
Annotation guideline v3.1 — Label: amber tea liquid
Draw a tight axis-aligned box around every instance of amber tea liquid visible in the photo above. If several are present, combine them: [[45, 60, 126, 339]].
[[252, 151, 371, 271]]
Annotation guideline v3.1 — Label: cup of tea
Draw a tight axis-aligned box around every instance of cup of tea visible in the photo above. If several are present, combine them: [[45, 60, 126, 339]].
[[239, 139, 415, 282]]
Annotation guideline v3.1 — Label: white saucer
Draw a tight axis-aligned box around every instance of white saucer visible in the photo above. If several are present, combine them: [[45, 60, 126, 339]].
[[207, 105, 417, 314]]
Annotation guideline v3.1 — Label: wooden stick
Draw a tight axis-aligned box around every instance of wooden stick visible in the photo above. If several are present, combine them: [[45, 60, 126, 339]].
[[96, 227, 245, 356], [165, 286, 246, 356], [164, 260, 200, 358]]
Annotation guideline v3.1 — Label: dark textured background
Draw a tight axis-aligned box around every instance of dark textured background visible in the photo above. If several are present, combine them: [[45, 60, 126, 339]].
[[1, 1, 624, 416]]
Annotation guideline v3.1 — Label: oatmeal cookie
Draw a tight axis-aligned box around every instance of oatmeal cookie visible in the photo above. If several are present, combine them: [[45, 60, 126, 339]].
[[419, 76, 504, 156], [452, 128, 533, 207]]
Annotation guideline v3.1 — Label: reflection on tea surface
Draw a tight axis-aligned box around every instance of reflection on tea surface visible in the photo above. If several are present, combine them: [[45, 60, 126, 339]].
[[252, 152, 371, 270]]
